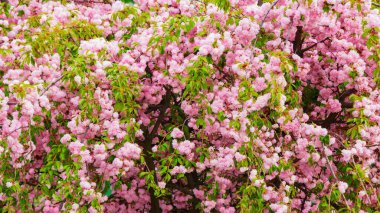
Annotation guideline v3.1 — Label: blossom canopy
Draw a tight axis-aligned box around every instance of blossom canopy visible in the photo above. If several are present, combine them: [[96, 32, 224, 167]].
[[0, 0, 380, 212]]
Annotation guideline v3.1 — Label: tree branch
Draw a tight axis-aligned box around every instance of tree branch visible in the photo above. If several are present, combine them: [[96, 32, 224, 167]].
[[300, 37, 331, 55], [322, 144, 351, 209], [294, 182, 343, 210], [293, 26, 304, 57], [140, 91, 172, 213], [213, 63, 234, 84], [39, 75, 64, 96], [311, 88, 356, 128], [253, 0, 280, 46]]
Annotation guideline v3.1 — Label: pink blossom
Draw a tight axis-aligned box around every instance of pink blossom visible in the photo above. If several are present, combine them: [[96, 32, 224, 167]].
[[171, 128, 184, 139], [158, 181, 166, 189], [0, 0, 379, 211], [338, 181, 348, 194], [68, 141, 84, 154]]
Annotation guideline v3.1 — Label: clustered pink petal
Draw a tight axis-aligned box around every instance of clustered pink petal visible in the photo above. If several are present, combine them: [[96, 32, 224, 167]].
[[1, 0, 380, 212]]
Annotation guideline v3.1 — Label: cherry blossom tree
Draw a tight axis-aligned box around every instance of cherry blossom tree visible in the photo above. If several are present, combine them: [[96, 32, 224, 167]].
[[0, 0, 380, 212]]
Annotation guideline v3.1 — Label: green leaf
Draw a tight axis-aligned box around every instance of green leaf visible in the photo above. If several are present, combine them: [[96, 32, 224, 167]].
[[107, 155, 116, 163], [121, 0, 134, 4], [217, 111, 226, 121], [17, 10, 25, 17], [320, 135, 330, 145], [114, 181, 122, 190], [114, 102, 125, 111], [323, 3, 331, 12], [209, 0, 231, 11], [102, 181, 112, 197], [196, 118, 206, 127]]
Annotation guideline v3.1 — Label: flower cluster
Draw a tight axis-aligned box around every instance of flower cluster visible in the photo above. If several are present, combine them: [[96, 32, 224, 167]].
[[0, 0, 380, 212]]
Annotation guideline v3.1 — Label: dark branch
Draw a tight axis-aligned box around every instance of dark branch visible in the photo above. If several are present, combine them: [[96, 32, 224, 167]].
[[140, 91, 172, 213], [293, 26, 304, 57], [253, 0, 280, 46], [40, 75, 64, 96], [300, 37, 331, 54], [311, 88, 356, 128], [294, 182, 343, 210]]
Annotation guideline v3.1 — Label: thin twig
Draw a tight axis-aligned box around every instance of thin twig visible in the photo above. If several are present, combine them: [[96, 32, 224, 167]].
[[58, 199, 67, 211], [4, 126, 29, 137], [322, 144, 351, 210], [39, 75, 64, 96], [333, 136, 378, 207], [253, 0, 280, 46], [300, 37, 330, 54], [366, 144, 380, 147]]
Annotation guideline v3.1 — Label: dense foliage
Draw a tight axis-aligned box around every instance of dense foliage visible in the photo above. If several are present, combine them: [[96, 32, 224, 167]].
[[0, 0, 380, 212]]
